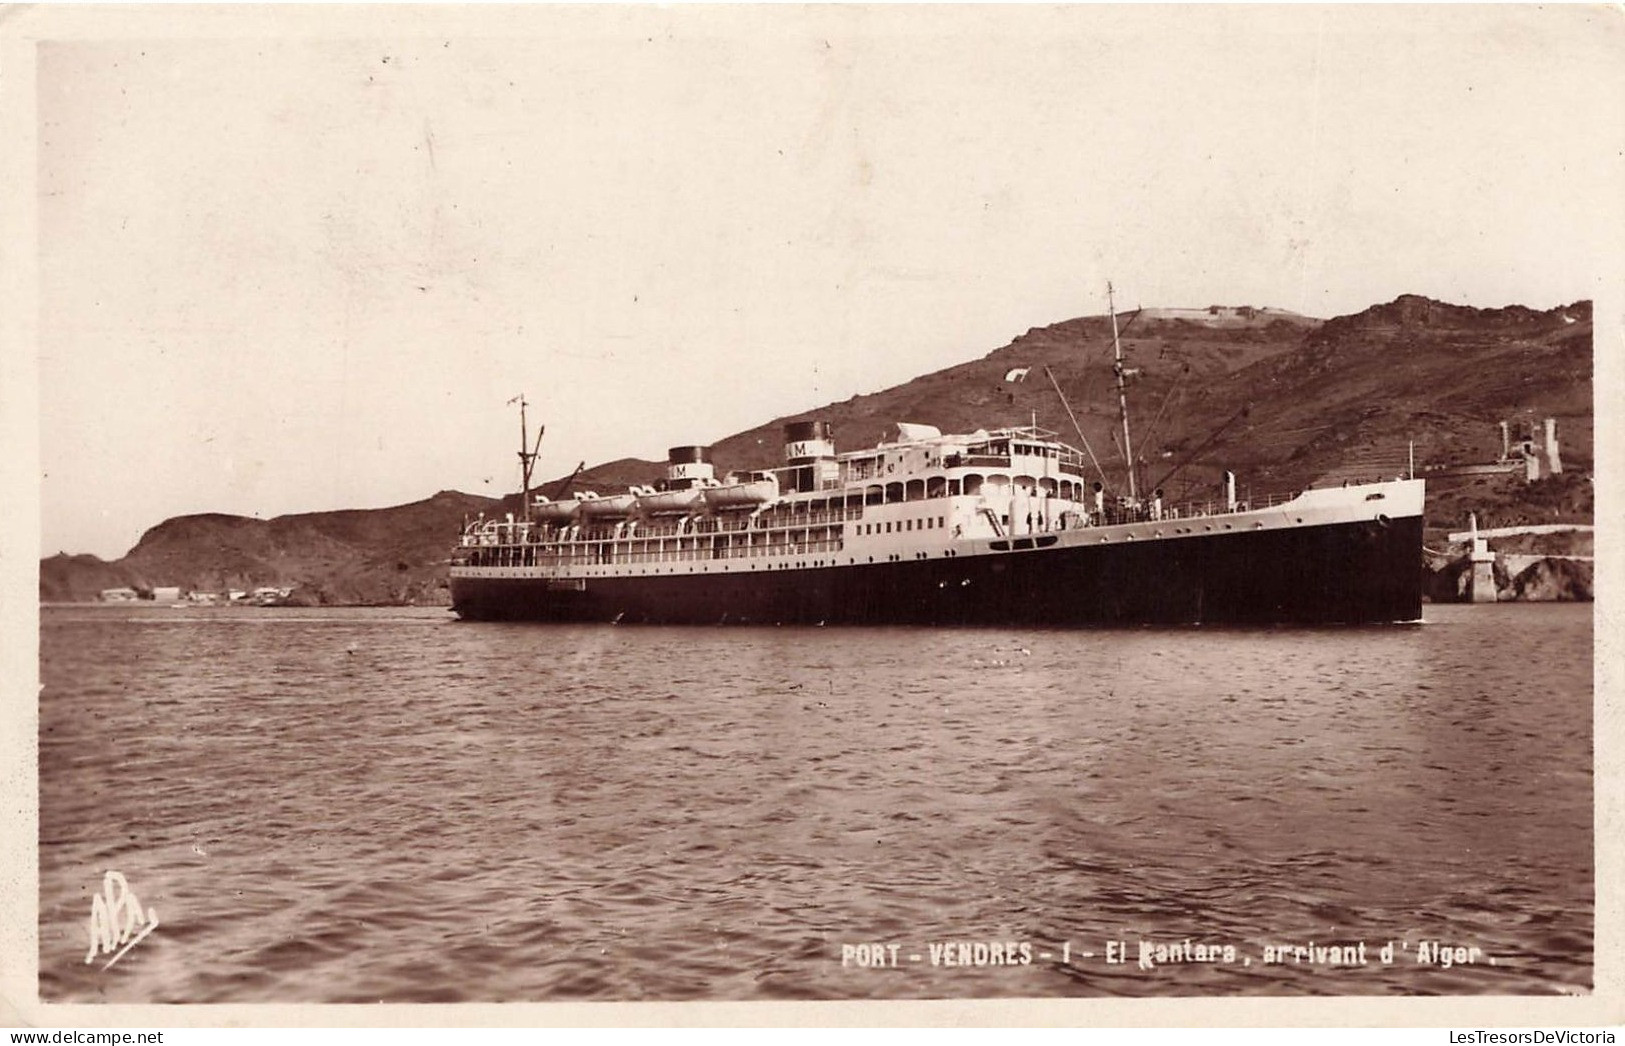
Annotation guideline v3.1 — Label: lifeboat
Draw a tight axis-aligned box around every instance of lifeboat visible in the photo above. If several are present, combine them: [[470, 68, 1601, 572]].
[[703, 474, 780, 511], [531, 496, 581, 523], [636, 488, 708, 515], [578, 491, 639, 518]]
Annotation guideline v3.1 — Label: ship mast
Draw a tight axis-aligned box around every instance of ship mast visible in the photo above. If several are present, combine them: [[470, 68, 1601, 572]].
[[1108, 282, 1138, 500], [511, 393, 543, 523]]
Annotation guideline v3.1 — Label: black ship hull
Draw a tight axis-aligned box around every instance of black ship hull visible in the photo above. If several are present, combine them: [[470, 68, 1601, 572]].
[[450, 514, 1423, 626]]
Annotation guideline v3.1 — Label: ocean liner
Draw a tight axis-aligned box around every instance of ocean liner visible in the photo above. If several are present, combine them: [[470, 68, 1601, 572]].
[[449, 296, 1424, 626]]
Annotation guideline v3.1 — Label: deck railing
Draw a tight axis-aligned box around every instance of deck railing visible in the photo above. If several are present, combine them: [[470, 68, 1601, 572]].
[[457, 478, 1406, 559], [458, 538, 849, 568]]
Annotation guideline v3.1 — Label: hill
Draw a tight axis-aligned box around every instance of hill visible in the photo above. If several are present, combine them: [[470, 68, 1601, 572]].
[[1168, 296, 1590, 507], [41, 295, 1592, 604], [40, 490, 498, 605], [563, 296, 1589, 537], [568, 305, 1327, 492]]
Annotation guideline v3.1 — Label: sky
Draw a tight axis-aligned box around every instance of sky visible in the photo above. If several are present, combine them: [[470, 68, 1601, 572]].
[[21, 5, 1625, 559]]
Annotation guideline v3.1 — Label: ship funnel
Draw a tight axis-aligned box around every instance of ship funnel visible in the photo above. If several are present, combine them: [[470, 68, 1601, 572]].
[[783, 421, 836, 493], [783, 421, 834, 459], [667, 446, 715, 489]]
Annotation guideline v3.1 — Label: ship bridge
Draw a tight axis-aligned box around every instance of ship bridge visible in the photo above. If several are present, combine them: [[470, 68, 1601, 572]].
[[832, 423, 1094, 507]]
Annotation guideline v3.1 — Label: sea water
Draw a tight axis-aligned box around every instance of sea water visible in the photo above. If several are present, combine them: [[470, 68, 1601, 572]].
[[37, 602, 1592, 1001]]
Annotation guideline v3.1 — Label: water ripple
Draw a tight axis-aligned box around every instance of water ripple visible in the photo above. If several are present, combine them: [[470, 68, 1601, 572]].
[[39, 603, 1592, 1001]]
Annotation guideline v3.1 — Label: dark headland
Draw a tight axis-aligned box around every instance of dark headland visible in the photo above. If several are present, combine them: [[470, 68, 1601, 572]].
[[41, 294, 1592, 606]]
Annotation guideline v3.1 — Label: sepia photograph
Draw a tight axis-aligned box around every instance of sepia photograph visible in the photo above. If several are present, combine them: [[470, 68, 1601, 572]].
[[4, 2, 1620, 1027]]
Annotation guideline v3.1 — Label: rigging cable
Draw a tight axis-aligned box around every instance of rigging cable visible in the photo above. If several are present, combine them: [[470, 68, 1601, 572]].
[[1146, 402, 1253, 496], [1044, 365, 1110, 487], [1133, 363, 1191, 483]]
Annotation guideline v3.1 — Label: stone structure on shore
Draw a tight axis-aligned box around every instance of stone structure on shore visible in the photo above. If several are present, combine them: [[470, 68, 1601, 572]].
[[1426, 519, 1593, 603]]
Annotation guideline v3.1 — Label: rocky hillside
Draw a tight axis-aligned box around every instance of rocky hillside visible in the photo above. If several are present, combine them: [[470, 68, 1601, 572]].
[[40, 490, 498, 605], [1187, 295, 1591, 535], [571, 305, 1327, 491], [41, 295, 1592, 604], [568, 296, 1589, 534]]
